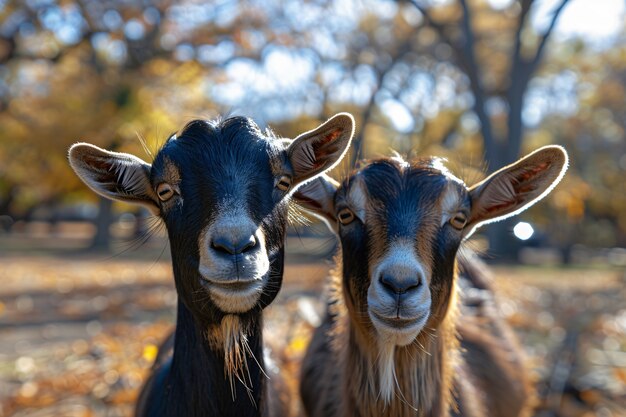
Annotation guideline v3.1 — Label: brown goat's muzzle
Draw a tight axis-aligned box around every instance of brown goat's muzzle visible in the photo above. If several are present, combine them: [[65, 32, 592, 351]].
[[367, 240, 432, 346]]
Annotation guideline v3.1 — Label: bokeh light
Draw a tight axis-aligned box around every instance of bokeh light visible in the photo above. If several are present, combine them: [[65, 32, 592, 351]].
[[514, 222, 535, 241]]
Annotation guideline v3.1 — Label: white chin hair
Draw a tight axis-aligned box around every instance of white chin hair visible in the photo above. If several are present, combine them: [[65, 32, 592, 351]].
[[370, 313, 428, 347], [373, 320, 424, 404], [376, 324, 420, 347], [209, 285, 262, 313]]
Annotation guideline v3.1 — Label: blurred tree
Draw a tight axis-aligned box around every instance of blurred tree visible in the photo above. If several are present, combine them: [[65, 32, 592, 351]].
[[526, 39, 626, 252], [404, 0, 569, 169], [0, 0, 623, 255], [0, 0, 226, 247], [397, 0, 570, 258]]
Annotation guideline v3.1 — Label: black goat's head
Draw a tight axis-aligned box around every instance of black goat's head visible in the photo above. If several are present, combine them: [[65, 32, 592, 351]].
[[295, 146, 568, 349], [69, 114, 354, 328]]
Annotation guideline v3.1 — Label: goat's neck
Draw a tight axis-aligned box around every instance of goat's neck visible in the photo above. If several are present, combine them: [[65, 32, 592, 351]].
[[167, 299, 267, 417], [336, 281, 459, 417]]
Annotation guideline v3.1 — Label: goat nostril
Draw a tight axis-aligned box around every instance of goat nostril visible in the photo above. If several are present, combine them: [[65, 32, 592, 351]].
[[380, 273, 399, 294], [211, 237, 236, 255], [211, 235, 257, 256], [239, 235, 257, 253], [379, 273, 421, 294], [407, 278, 421, 291]]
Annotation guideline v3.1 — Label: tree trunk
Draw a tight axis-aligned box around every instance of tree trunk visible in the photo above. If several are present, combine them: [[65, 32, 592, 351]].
[[485, 219, 521, 262], [483, 139, 522, 260], [506, 84, 526, 165], [0, 184, 17, 232], [91, 197, 114, 250]]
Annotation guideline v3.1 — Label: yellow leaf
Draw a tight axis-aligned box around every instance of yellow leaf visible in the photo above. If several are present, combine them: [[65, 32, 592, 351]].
[[287, 335, 309, 355], [142, 344, 159, 363]]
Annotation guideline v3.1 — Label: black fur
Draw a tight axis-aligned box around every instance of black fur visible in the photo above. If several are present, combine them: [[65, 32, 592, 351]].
[[136, 117, 290, 417]]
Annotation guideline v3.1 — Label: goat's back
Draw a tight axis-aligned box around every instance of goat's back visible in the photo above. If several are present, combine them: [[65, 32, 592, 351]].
[[457, 256, 535, 417], [458, 320, 533, 417], [299, 312, 340, 417]]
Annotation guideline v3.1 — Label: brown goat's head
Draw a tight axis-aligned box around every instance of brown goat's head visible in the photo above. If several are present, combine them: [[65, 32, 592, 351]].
[[68, 114, 354, 331], [296, 146, 567, 349]]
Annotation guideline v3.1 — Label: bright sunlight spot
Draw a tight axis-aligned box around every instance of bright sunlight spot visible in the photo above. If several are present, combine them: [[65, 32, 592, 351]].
[[513, 222, 535, 241]]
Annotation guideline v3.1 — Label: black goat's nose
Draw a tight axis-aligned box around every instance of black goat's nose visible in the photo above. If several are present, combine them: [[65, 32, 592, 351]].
[[379, 272, 421, 295], [211, 234, 257, 255]]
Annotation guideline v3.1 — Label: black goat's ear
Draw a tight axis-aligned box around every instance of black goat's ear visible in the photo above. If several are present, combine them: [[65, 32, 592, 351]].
[[292, 174, 339, 232], [68, 143, 159, 214], [464, 145, 568, 238], [287, 113, 354, 187]]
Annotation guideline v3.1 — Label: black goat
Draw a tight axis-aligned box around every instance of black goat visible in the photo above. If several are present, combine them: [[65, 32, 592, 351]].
[[69, 114, 354, 417]]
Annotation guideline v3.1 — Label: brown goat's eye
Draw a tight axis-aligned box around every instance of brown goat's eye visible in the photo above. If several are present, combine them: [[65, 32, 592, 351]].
[[276, 175, 292, 192], [337, 207, 355, 225], [156, 183, 174, 201], [450, 213, 468, 229]]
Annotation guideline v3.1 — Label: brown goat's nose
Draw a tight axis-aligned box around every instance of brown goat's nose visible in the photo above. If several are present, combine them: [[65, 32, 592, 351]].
[[211, 234, 257, 255], [379, 272, 421, 295]]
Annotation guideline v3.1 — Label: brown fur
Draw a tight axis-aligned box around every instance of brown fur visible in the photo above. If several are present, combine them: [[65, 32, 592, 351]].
[[458, 256, 536, 417], [301, 254, 533, 417], [302, 255, 458, 417], [161, 156, 182, 186], [298, 149, 568, 417]]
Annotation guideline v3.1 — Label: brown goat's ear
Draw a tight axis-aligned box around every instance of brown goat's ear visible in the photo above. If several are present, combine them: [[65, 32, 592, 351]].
[[68, 143, 159, 214], [465, 145, 568, 238], [287, 113, 354, 187], [292, 174, 339, 232]]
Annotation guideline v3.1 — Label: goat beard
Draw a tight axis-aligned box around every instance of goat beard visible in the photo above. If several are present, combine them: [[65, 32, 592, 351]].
[[377, 341, 397, 404], [206, 314, 264, 402]]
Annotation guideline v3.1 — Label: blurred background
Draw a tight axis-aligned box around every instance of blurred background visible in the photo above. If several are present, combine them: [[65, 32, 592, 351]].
[[0, 0, 624, 416]]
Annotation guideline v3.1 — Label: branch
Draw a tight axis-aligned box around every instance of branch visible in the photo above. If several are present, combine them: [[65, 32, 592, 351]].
[[457, 0, 497, 166], [509, 0, 534, 87], [504, 0, 534, 163], [406, 0, 457, 50], [405, 0, 498, 169], [403, 0, 481, 90], [406, 0, 472, 75], [0, 3, 40, 64], [528, 0, 570, 75], [505, 0, 569, 163], [350, 33, 416, 165]]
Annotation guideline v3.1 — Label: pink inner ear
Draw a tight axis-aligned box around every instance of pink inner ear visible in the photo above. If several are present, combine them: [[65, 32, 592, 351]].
[[517, 184, 537, 193], [485, 200, 516, 215], [517, 161, 550, 182], [322, 129, 341, 144], [310, 130, 342, 170], [512, 161, 551, 194]]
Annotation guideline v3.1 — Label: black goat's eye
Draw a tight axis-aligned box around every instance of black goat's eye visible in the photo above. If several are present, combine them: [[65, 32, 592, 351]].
[[156, 183, 175, 202], [450, 212, 467, 230], [337, 207, 355, 225], [277, 175, 292, 192]]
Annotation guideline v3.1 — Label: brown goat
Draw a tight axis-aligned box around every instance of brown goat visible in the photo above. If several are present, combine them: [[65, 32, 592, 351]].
[[295, 146, 568, 417]]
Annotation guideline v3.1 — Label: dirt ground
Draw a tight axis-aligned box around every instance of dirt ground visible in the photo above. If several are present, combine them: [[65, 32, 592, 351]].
[[0, 244, 624, 417]]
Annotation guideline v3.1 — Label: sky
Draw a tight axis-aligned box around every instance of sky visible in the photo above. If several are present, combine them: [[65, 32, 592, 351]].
[[551, 0, 625, 42], [489, 0, 626, 45]]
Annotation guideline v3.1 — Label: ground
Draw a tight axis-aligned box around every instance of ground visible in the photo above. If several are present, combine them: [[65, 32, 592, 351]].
[[0, 235, 624, 417]]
